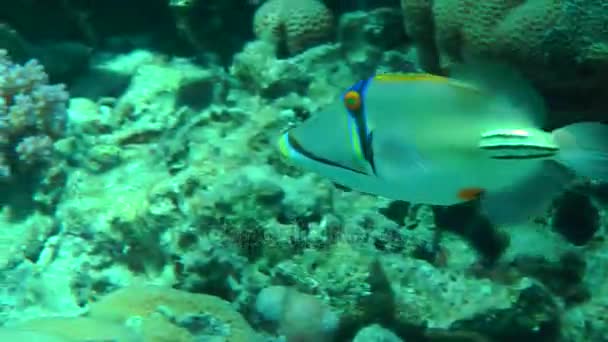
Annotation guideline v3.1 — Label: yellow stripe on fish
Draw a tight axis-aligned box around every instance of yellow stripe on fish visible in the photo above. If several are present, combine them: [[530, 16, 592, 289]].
[[373, 73, 449, 83], [374, 73, 482, 94], [350, 121, 366, 162], [277, 133, 293, 159]]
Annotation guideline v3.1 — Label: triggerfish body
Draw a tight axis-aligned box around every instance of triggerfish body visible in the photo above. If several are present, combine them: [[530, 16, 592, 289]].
[[277, 64, 608, 225]]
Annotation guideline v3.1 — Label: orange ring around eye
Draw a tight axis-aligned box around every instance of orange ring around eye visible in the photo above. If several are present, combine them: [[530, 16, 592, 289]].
[[344, 90, 361, 111]]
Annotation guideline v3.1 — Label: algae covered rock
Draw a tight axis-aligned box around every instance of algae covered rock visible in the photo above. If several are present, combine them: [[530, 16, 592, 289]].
[[551, 191, 600, 246], [448, 284, 561, 342]]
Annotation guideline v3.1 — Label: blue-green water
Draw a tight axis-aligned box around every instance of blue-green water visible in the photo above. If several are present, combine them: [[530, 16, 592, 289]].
[[0, 1, 607, 341]]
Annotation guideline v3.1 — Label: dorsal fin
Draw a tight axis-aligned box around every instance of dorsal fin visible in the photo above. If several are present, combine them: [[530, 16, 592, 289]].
[[375, 72, 487, 97], [449, 62, 546, 128]]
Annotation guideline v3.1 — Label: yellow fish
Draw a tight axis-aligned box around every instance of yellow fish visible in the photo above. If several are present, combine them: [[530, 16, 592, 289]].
[[277, 64, 608, 225]]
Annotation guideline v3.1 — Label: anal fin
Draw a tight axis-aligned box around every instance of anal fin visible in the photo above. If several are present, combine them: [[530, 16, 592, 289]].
[[481, 161, 574, 226]]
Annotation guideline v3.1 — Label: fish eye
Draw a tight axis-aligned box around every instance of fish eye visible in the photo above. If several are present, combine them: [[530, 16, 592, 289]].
[[344, 90, 361, 111]]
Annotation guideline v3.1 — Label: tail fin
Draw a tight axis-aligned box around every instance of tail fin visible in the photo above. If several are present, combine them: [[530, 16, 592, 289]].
[[553, 122, 608, 180]]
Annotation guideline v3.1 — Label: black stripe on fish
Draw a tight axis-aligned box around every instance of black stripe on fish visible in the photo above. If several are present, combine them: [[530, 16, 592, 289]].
[[491, 153, 557, 160], [366, 131, 377, 175], [480, 144, 559, 152], [481, 144, 558, 160], [481, 132, 530, 141], [480, 134, 529, 140], [287, 132, 369, 175]]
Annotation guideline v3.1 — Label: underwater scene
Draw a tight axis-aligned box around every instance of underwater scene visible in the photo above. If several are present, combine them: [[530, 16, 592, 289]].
[[1, 0, 608, 341]]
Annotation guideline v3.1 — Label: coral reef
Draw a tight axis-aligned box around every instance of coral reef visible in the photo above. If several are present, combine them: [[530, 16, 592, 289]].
[[233, 7, 413, 102], [168, 0, 260, 64], [0, 50, 68, 181], [0, 285, 259, 342], [400, 0, 608, 84], [254, 0, 335, 56], [0, 2, 606, 342], [400, 0, 608, 124]]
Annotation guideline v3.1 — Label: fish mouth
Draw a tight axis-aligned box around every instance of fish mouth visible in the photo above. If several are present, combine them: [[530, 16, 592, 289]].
[[283, 131, 370, 176]]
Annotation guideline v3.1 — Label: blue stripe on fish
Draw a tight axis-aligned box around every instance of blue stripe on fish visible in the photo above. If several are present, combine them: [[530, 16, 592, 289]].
[[343, 76, 377, 175]]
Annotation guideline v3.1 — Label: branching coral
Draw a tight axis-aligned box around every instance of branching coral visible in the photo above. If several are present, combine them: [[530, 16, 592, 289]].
[[0, 49, 68, 180]]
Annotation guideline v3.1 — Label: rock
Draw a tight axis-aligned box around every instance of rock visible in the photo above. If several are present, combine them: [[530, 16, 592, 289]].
[[353, 324, 404, 342]]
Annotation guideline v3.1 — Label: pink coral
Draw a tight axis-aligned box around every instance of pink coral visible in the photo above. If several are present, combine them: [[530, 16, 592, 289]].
[[253, 0, 334, 55]]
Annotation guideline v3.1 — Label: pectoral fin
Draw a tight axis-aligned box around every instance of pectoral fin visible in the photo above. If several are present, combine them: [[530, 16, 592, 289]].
[[371, 128, 431, 182]]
